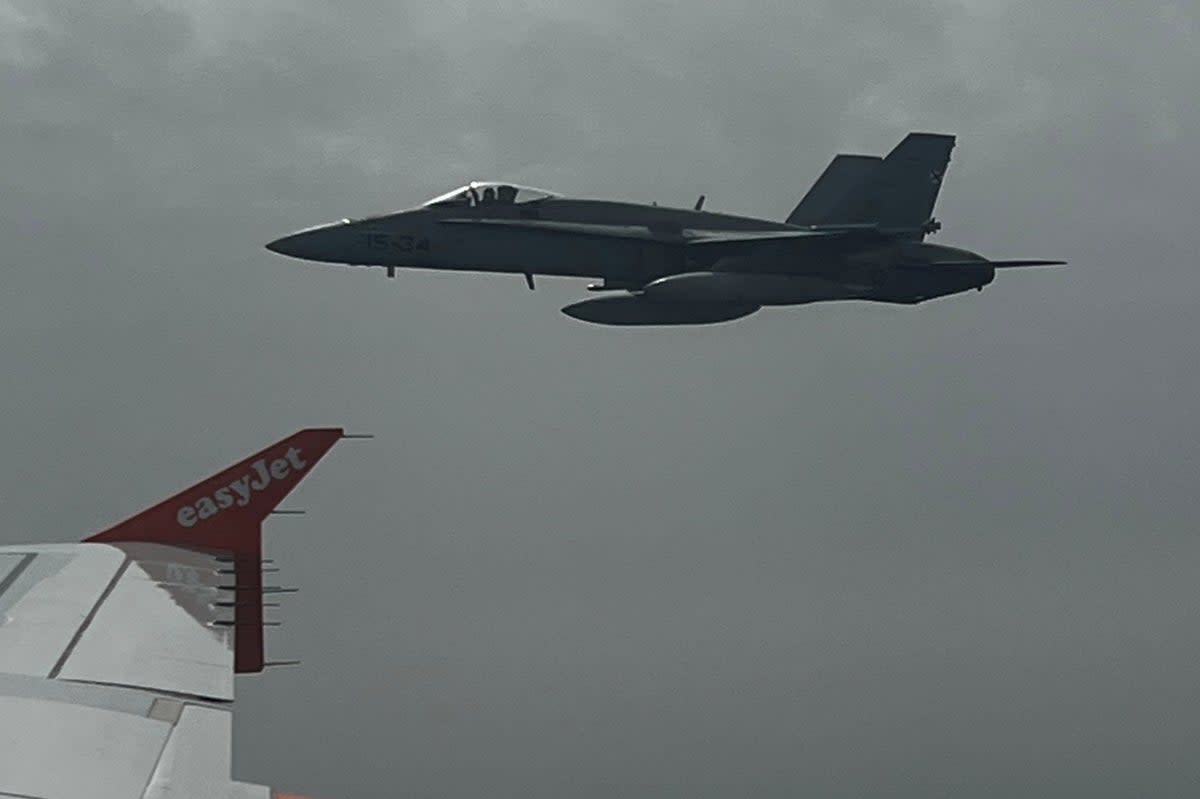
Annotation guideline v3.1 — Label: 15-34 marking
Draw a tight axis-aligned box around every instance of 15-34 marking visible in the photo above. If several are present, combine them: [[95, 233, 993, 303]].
[[365, 233, 430, 253]]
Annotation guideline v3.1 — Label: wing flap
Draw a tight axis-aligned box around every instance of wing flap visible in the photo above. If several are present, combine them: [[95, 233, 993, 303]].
[[0, 545, 125, 679], [146, 705, 281, 798], [57, 546, 235, 700], [143, 705, 233, 799], [0, 695, 170, 799]]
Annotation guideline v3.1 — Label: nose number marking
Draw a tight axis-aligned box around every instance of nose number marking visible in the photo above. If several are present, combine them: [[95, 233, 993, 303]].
[[365, 234, 430, 252]]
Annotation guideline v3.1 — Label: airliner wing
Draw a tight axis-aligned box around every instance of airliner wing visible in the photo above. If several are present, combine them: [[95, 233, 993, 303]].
[[0, 428, 346, 799]]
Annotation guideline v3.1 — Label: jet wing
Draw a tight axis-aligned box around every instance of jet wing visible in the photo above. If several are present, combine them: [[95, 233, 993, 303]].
[[438, 217, 849, 244], [687, 227, 861, 244], [0, 428, 347, 799]]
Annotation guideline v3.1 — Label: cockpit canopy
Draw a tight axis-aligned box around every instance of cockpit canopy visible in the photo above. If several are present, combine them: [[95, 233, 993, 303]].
[[422, 181, 561, 208]]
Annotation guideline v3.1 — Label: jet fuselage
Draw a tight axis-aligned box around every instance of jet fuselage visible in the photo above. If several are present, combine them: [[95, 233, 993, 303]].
[[268, 197, 993, 305]]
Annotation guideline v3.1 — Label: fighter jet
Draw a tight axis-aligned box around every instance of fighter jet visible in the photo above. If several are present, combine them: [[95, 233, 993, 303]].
[[266, 132, 1063, 325]]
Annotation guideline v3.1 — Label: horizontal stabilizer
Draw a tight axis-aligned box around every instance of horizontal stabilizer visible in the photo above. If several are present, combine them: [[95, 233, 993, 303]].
[[894, 259, 1066, 270], [978, 259, 1067, 268]]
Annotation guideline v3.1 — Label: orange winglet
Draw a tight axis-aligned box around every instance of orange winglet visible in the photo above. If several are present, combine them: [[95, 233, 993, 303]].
[[85, 428, 345, 673]]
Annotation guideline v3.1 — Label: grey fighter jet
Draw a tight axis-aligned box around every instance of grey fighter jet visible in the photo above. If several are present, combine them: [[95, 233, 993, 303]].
[[266, 133, 1063, 325]]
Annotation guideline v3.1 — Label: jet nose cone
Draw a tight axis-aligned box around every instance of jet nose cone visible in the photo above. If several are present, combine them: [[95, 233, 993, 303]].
[[265, 232, 306, 258], [265, 221, 351, 262]]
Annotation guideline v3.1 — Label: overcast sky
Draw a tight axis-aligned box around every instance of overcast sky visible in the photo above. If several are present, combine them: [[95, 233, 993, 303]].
[[2, 1, 1199, 797]]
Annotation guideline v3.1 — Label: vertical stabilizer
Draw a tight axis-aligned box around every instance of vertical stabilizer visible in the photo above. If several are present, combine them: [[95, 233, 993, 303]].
[[827, 132, 955, 233], [787, 154, 881, 225]]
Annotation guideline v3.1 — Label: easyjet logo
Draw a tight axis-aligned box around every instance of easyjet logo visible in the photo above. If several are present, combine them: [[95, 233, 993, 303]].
[[176, 447, 308, 527]]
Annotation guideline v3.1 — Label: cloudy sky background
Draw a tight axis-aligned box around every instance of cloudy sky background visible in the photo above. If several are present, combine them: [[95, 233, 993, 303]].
[[2, 1, 1198, 796]]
